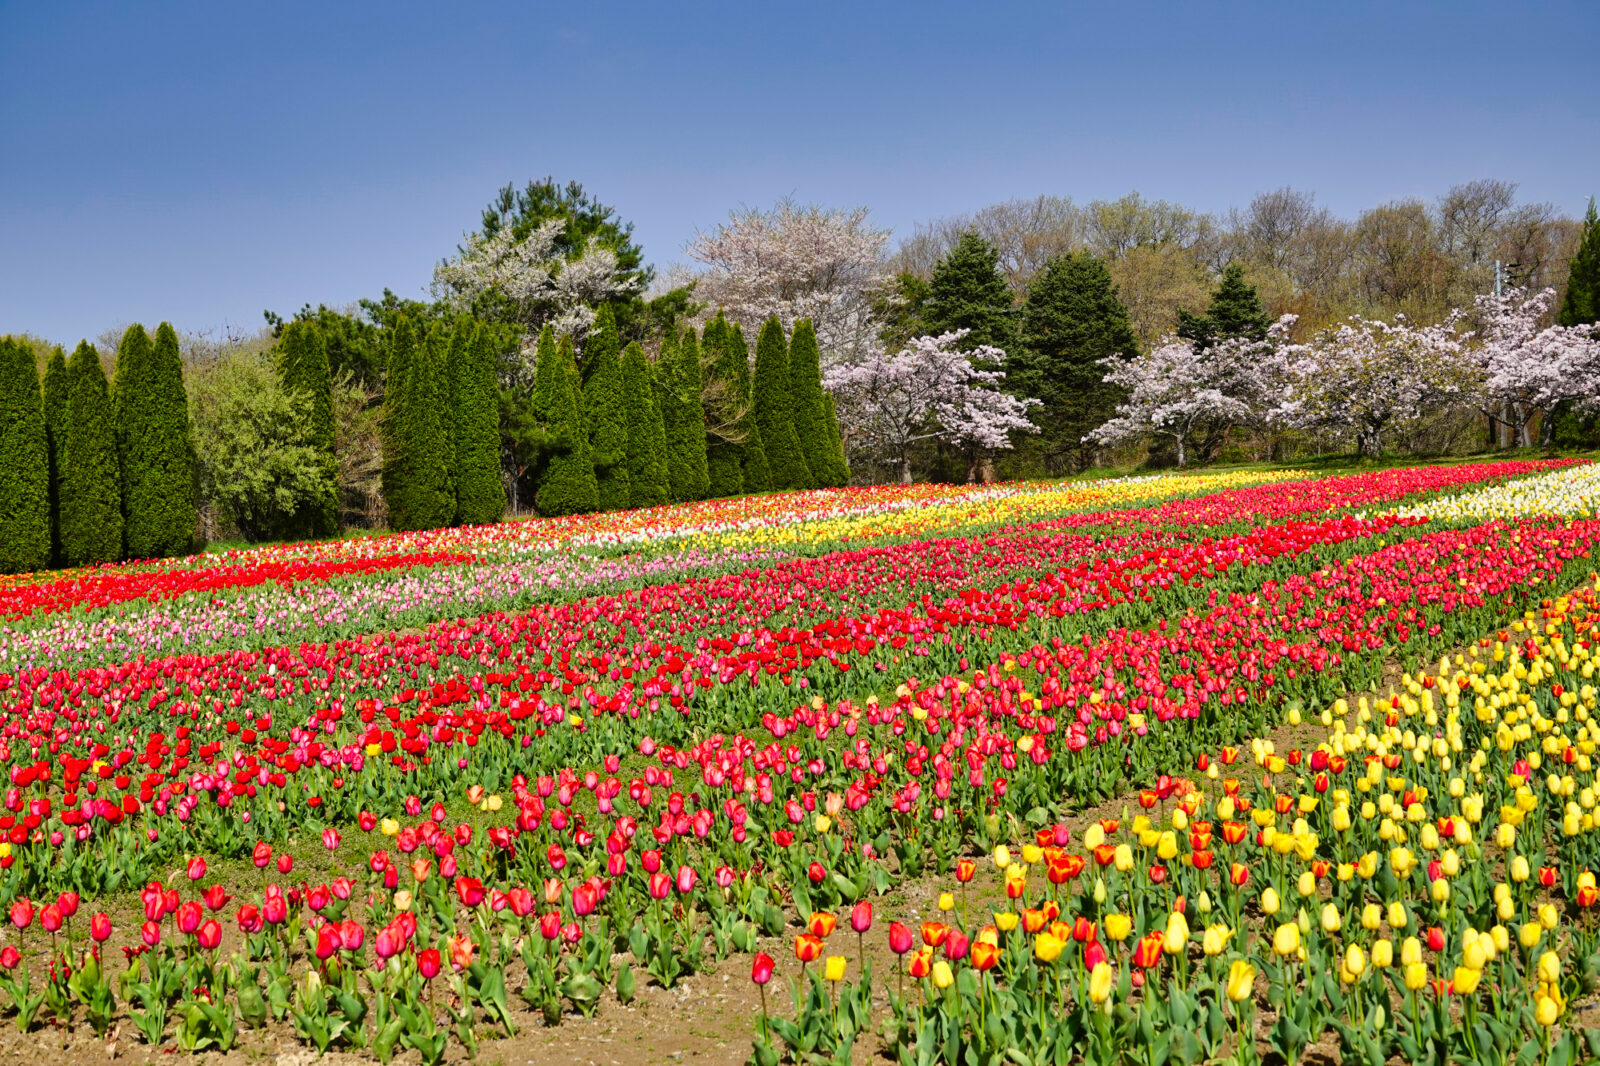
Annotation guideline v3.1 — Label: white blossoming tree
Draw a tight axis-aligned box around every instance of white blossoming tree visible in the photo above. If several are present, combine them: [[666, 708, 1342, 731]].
[[822, 331, 1039, 483], [685, 200, 892, 365], [1088, 317, 1297, 466], [1475, 287, 1600, 447]]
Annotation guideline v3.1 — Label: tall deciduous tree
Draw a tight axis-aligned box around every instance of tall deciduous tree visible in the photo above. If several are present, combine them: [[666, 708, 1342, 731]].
[[41, 345, 70, 563], [114, 323, 195, 559], [1016, 253, 1141, 470], [658, 327, 710, 501], [583, 306, 630, 510], [0, 338, 50, 572], [922, 232, 1017, 355], [453, 321, 507, 525], [534, 332, 598, 516], [622, 342, 671, 508], [1476, 288, 1600, 447], [753, 317, 811, 490], [60, 342, 121, 565], [277, 319, 339, 537], [788, 319, 847, 487]]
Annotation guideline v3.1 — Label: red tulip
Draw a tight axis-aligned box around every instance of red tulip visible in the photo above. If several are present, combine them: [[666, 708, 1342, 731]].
[[252, 842, 273, 868], [751, 952, 775, 985], [322, 828, 341, 851], [186, 856, 207, 881], [56, 893, 78, 919], [90, 913, 112, 942], [141, 920, 161, 947], [0, 948, 18, 970], [418, 948, 442, 979], [850, 901, 873, 934], [9, 899, 32, 929], [888, 921, 914, 955]]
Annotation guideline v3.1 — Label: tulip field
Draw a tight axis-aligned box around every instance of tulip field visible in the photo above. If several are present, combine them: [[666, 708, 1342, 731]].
[[9, 458, 1600, 1064]]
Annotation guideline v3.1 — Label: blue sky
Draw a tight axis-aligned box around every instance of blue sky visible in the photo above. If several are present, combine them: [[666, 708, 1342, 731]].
[[2, 0, 1595, 346]]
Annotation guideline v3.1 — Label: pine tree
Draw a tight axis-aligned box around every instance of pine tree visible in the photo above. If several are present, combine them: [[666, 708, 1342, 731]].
[[659, 327, 710, 501], [752, 318, 811, 490], [0, 338, 51, 573], [380, 316, 418, 527], [41, 345, 70, 563], [787, 319, 846, 487], [114, 323, 195, 559], [702, 317, 744, 497], [60, 342, 121, 566], [728, 323, 770, 492], [536, 333, 598, 516], [622, 342, 672, 508], [1177, 262, 1271, 351], [277, 319, 339, 537], [1016, 253, 1140, 471], [583, 310, 631, 511], [923, 231, 1018, 353], [453, 321, 507, 525]]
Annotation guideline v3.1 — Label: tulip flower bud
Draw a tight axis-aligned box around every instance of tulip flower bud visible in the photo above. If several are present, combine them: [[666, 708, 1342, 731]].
[[1371, 939, 1393, 969]]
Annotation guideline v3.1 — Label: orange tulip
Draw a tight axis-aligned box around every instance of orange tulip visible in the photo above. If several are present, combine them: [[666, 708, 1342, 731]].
[[794, 933, 823, 963], [971, 941, 1001, 971]]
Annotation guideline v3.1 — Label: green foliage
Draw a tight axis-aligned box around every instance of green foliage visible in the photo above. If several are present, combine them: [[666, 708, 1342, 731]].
[[267, 304, 385, 389], [787, 320, 847, 487], [1560, 198, 1600, 328], [753, 317, 812, 490], [60, 343, 122, 566], [0, 338, 50, 573], [874, 271, 931, 350], [276, 320, 339, 537], [824, 393, 849, 484], [113, 323, 196, 559], [190, 352, 338, 543], [622, 342, 671, 508], [1177, 262, 1271, 351], [41, 345, 69, 563], [1016, 252, 1141, 469], [658, 328, 711, 502], [923, 232, 1017, 353], [701, 317, 743, 498], [583, 307, 631, 511], [535, 332, 598, 517], [380, 318, 454, 532], [453, 322, 507, 525], [728, 324, 770, 492]]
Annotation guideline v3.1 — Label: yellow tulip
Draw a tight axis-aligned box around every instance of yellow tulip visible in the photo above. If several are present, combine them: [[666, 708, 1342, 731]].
[[1404, 962, 1428, 991], [1401, 937, 1422, 966], [1535, 995, 1561, 1027], [1164, 912, 1190, 954], [1272, 923, 1300, 957], [1520, 922, 1543, 949], [1453, 966, 1481, 995], [1320, 903, 1342, 933], [1344, 944, 1367, 979], [1033, 932, 1064, 963], [1202, 923, 1231, 957], [1371, 940, 1393, 968], [938, 892, 955, 912], [1225, 960, 1256, 1002], [824, 956, 847, 982], [932, 960, 954, 989], [1261, 887, 1280, 916], [993, 845, 1011, 870], [995, 911, 1019, 932], [1539, 951, 1560, 984], [1105, 914, 1132, 942], [1088, 962, 1114, 1004]]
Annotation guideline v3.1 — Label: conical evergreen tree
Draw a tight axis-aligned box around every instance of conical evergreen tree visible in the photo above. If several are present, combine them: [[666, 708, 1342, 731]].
[[440, 320, 469, 507], [453, 322, 506, 525], [702, 316, 743, 497], [380, 316, 418, 527], [60, 342, 121, 566], [582, 303, 621, 382], [1552, 199, 1600, 447], [0, 338, 50, 573], [402, 324, 456, 530], [622, 342, 671, 508], [536, 333, 598, 516], [1016, 252, 1141, 469], [114, 323, 195, 559], [659, 327, 710, 501], [277, 319, 339, 537], [787, 319, 846, 487], [727, 323, 770, 492], [1177, 262, 1271, 351], [583, 312, 631, 511], [41, 345, 70, 563], [753, 318, 811, 490], [923, 231, 1018, 353], [823, 393, 849, 484]]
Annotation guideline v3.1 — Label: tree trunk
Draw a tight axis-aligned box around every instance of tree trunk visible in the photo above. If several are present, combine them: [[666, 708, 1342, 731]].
[[1359, 426, 1382, 460], [1176, 436, 1186, 468], [899, 457, 913, 484]]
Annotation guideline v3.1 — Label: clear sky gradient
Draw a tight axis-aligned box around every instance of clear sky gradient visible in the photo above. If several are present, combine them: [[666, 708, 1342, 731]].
[[2, 0, 1595, 346]]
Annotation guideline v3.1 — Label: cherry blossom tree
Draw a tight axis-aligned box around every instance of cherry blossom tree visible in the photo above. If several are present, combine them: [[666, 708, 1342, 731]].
[[822, 331, 1039, 483], [1274, 313, 1477, 459], [1087, 318, 1297, 466], [1475, 287, 1600, 447], [684, 200, 891, 365], [432, 219, 638, 385]]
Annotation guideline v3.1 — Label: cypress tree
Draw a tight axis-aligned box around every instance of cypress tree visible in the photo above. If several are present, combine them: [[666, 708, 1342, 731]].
[[0, 338, 51, 573], [277, 319, 339, 537], [823, 393, 849, 484], [401, 324, 456, 530], [787, 319, 846, 488], [753, 318, 811, 490], [41, 345, 70, 563], [114, 323, 195, 559], [380, 316, 418, 527], [727, 323, 770, 492], [536, 333, 599, 516], [1016, 253, 1141, 471], [583, 311, 631, 511], [60, 342, 122, 566], [1559, 198, 1599, 328], [622, 342, 671, 508], [702, 317, 743, 498], [453, 322, 506, 526], [440, 321, 469, 507], [582, 302, 621, 382], [1177, 262, 1271, 351], [660, 327, 710, 501], [923, 231, 1018, 353]]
